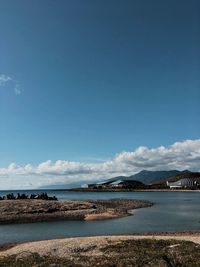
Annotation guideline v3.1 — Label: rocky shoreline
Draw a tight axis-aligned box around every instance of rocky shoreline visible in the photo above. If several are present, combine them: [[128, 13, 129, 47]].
[[0, 199, 152, 224]]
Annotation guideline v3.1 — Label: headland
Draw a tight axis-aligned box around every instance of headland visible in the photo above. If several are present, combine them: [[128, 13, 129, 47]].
[[0, 197, 152, 224]]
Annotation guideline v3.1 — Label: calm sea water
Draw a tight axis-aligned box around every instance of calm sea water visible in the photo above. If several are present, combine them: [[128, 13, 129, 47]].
[[0, 190, 200, 245]]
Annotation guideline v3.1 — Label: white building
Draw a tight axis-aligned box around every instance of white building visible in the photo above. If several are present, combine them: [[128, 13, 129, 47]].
[[166, 178, 197, 189]]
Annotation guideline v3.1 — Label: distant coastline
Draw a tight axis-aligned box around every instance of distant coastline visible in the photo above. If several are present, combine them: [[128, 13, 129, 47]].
[[57, 188, 200, 193]]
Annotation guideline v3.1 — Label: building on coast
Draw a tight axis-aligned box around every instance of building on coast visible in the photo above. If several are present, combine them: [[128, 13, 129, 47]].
[[87, 179, 145, 189], [166, 178, 198, 189]]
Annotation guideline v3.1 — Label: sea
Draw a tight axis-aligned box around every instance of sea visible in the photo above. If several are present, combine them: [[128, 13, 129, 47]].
[[0, 190, 200, 245]]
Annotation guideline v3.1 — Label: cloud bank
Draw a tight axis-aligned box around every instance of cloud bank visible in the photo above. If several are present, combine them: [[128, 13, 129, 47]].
[[0, 139, 200, 189], [0, 74, 21, 95]]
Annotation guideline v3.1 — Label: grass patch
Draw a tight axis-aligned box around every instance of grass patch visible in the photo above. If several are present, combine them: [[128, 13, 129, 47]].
[[99, 239, 200, 267], [0, 252, 79, 267]]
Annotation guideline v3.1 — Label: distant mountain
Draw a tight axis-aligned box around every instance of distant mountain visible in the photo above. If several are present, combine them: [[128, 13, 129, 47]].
[[127, 170, 192, 184], [39, 180, 91, 190], [41, 170, 199, 189], [95, 170, 193, 185]]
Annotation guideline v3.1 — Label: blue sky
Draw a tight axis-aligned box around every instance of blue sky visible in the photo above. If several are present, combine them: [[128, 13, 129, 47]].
[[0, 1, 199, 188]]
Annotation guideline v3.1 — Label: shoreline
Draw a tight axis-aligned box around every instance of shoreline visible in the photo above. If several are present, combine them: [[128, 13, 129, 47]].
[[0, 199, 152, 225], [1, 231, 200, 250], [58, 188, 200, 192]]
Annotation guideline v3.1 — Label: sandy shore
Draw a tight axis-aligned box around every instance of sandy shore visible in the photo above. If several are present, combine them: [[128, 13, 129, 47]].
[[1, 233, 200, 257], [0, 199, 152, 224]]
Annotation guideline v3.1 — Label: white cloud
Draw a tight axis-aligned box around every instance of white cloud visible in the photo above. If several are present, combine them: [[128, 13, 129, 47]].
[[0, 139, 200, 189], [0, 74, 12, 85], [0, 74, 21, 95]]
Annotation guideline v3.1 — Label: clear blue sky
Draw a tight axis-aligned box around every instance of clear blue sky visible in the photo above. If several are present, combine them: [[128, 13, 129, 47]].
[[0, 0, 199, 166]]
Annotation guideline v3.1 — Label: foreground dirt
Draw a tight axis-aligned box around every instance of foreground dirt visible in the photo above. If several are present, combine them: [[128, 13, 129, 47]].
[[0, 199, 152, 224], [0, 235, 200, 266]]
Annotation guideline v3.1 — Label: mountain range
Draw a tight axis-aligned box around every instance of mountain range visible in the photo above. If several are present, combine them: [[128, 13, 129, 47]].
[[41, 169, 200, 189], [94, 169, 199, 186]]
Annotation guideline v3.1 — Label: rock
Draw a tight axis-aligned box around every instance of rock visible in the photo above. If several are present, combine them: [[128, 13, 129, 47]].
[[0, 193, 58, 201]]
